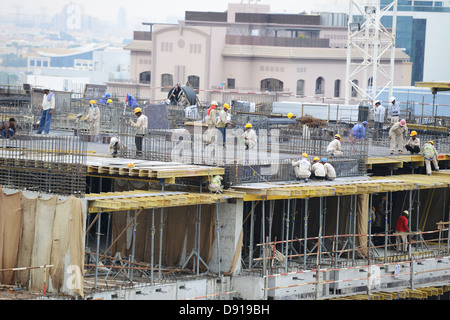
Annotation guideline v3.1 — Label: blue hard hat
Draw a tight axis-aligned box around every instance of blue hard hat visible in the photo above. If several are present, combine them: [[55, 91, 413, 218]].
[[363, 121, 368, 126], [106, 93, 110, 98], [321, 158, 327, 162]]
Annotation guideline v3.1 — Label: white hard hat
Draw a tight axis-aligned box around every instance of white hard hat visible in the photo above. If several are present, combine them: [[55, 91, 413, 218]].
[[110, 137, 119, 145], [375, 100, 381, 105], [390, 96, 396, 102]]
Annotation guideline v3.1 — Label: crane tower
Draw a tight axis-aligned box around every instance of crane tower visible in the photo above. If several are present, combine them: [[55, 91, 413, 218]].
[[345, 0, 398, 106]]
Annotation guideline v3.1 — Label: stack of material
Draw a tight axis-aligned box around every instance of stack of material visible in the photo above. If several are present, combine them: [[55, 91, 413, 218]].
[[291, 114, 327, 128]]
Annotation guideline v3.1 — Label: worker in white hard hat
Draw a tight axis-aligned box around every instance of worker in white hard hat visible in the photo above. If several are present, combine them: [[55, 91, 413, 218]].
[[394, 210, 409, 253], [422, 140, 439, 176], [311, 157, 325, 180], [108, 136, 127, 157], [292, 153, 311, 182], [388, 119, 408, 155], [388, 96, 400, 124], [130, 107, 148, 157], [85, 100, 101, 139], [327, 134, 343, 157], [373, 100, 386, 141], [405, 130, 420, 154], [242, 123, 257, 150], [321, 158, 336, 181]]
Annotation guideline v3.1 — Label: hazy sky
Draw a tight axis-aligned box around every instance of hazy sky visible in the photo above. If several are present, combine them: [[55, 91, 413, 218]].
[[4, 0, 348, 26]]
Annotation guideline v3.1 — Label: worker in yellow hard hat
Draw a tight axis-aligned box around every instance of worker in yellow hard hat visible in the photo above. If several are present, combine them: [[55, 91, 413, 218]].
[[242, 122, 257, 150], [292, 152, 311, 182], [311, 157, 325, 180], [423, 140, 439, 176], [327, 134, 343, 157], [130, 107, 148, 157], [405, 130, 420, 154], [85, 99, 100, 139], [287, 112, 293, 119], [216, 103, 232, 147]]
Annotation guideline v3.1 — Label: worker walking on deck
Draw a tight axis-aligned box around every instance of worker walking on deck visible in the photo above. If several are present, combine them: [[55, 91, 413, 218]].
[[327, 134, 343, 157], [321, 158, 336, 181], [85, 100, 101, 138], [389, 119, 408, 155], [130, 107, 148, 157], [389, 97, 400, 124], [37, 87, 55, 135], [311, 157, 326, 180], [405, 130, 420, 154], [292, 153, 311, 182], [242, 123, 257, 150], [373, 100, 385, 141], [423, 140, 439, 176], [395, 210, 409, 253]]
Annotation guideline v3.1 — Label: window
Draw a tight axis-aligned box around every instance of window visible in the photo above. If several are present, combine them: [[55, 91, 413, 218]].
[[334, 79, 341, 97], [260, 78, 283, 92], [368, 77, 373, 87], [139, 71, 151, 84], [227, 78, 235, 89], [351, 79, 359, 97], [296, 80, 305, 96], [315, 77, 325, 95], [161, 73, 173, 92], [187, 75, 200, 90]]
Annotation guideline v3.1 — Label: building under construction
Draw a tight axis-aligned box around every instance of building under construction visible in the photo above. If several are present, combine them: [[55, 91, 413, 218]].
[[0, 81, 449, 302]]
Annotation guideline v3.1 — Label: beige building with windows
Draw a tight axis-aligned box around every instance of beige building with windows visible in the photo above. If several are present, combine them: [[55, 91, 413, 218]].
[[110, 4, 411, 104]]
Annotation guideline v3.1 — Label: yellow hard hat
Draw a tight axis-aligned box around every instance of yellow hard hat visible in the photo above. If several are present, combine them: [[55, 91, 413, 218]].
[[313, 157, 320, 162], [427, 140, 434, 145], [106, 99, 113, 104], [287, 112, 293, 119], [335, 134, 341, 140], [223, 103, 230, 109], [302, 153, 308, 158], [134, 107, 142, 114], [410, 130, 417, 136], [245, 123, 252, 128], [89, 100, 96, 104]]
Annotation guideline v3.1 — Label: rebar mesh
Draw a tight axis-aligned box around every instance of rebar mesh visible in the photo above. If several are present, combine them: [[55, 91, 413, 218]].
[[0, 134, 87, 196]]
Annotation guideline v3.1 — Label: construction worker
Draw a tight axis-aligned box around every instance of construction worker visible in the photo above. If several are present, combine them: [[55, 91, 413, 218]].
[[292, 153, 311, 182], [327, 134, 343, 157], [394, 210, 409, 253], [405, 130, 420, 154], [85, 100, 100, 137], [37, 87, 55, 135], [373, 100, 385, 140], [216, 103, 230, 146], [130, 107, 148, 157], [242, 123, 257, 150], [108, 136, 127, 157], [204, 101, 218, 144], [126, 94, 139, 108], [321, 158, 336, 181], [0, 118, 17, 139], [388, 119, 408, 155], [100, 93, 111, 104], [311, 157, 326, 180], [423, 140, 439, 176], [350, 121, 368, 140], [388, 96, 400, 124], [208, 175, 223, 194]]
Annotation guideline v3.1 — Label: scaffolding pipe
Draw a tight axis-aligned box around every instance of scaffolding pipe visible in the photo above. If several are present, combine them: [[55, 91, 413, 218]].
[[94, 208, 102, 290], [249, 201, 255, 269], [285, 198, 290, 273]]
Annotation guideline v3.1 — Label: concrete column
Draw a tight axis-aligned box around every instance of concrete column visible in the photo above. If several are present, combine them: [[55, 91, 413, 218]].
[[209, 199, 244, 275]]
